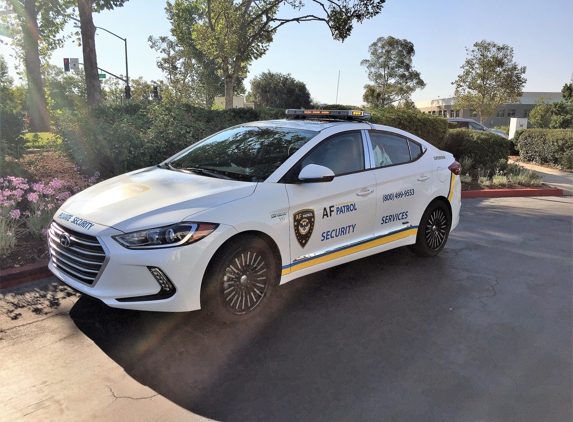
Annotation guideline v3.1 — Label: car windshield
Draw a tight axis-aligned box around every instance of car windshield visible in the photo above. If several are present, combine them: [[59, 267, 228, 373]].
[[166, 125, 318, 182]]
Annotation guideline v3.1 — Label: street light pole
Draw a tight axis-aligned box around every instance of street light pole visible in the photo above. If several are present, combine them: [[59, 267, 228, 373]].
[[70, 17, 129, 86]]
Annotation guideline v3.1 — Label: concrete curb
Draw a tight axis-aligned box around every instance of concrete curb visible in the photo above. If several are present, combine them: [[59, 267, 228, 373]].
[[462, 187, 564, 198], [0, 185, 566, 291], [0, 260, 51, 290]]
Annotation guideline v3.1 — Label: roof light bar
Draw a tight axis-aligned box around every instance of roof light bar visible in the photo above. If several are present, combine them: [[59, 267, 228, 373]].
[[286, 109, 371, 121]]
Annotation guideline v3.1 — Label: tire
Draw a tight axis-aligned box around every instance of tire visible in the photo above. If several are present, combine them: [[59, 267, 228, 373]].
[[201, 234, 279, 321], [410, 201, 451, 257]]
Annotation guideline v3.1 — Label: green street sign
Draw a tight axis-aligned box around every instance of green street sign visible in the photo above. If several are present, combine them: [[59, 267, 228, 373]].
[[98, 73, 106, 79]]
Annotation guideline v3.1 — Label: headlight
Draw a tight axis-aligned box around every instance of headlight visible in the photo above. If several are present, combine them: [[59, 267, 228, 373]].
[[113, 222, 219, 249]]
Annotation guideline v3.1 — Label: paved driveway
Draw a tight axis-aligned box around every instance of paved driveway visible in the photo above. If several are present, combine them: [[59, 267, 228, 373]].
[[1, 197, 571, 422]]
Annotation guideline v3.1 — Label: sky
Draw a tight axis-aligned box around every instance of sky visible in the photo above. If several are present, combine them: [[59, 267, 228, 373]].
[[1, 0, 572, 106]]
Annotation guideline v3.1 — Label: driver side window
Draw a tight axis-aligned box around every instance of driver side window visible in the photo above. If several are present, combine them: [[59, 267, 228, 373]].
[[300, 132, 365, 176]]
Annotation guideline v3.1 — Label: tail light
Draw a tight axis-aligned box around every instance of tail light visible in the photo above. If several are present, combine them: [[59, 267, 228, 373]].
[[448, 161, 461, 175]]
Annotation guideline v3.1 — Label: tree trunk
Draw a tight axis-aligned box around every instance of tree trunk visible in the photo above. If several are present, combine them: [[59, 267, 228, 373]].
[[22, 0, 50, 132], [78, 0, 102, 107], [224, 75, 234, 109]]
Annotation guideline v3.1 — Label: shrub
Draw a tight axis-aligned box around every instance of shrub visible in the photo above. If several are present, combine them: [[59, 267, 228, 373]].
[[443, 129, 510, 170], [56, 104, 285, 179], [509, 128, 527, 155], [458, 156, 474, 173], [0, 176, 26, 255], [0, 110, 27, 158], [491, 175, 507, 187], [517, 129, 573, 169], [369, 108, 449, 149], [508, 169, 542, 187]]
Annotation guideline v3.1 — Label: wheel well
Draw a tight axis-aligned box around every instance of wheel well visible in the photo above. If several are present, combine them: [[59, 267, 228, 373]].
[[427, 196, 452, 221], [205, 230, 283, 281]]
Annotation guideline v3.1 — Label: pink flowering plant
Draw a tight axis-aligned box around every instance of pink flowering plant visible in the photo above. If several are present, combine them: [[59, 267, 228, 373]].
[[0, 177, 27, 255], [26, 179, 75, 237], [0, 172, 99, 256]]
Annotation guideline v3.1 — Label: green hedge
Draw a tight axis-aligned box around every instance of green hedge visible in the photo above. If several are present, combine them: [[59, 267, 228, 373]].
[[0, 110, 26, 158], [443, 129, 511, 169], [517, 129, 573, 169], [369, 108, 449, 149], [56, 104, 285, 179]]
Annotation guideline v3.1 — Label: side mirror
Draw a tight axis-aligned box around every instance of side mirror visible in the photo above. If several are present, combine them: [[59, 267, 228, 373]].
[[298, 164, 335, 183]]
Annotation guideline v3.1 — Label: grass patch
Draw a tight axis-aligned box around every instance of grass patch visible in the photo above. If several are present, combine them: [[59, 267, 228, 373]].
[[23, 132, 62, 148]]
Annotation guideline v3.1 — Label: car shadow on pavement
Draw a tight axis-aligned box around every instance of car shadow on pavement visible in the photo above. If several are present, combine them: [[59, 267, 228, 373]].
[[67, 198, 573, 422], [69, 246, 461, 422]]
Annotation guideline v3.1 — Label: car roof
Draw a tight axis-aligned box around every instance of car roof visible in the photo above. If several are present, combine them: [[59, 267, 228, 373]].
[[447, 118, 478, 122], [241, 119, 367, 132]]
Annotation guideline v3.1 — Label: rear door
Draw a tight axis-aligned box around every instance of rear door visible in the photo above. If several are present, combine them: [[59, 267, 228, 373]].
[[366, 131, 432, 236]]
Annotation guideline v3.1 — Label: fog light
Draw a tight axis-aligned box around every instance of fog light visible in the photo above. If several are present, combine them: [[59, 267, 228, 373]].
[[148, 267, 175, 293]]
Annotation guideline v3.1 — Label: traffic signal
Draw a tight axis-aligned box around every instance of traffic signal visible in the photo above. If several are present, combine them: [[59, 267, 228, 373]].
[[63, 58, 70, 72], [125, 85, 131, 100], [153, 86, 158, 99]]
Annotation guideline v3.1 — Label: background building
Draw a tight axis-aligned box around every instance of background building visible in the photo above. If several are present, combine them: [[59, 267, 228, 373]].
[[414, 92, 562, 127], [214, 96, 255, 109]]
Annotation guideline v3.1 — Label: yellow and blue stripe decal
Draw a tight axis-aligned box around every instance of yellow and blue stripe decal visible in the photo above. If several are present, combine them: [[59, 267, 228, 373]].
[[282, 226, 418, 275], [447, 174, 456, 202]]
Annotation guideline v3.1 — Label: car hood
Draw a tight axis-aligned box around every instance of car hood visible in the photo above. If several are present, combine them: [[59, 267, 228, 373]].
[[57, 167, 257, 232]]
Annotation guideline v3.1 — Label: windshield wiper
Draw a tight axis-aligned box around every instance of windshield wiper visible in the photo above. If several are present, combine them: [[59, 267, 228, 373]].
[[178, 167, 234, 180]]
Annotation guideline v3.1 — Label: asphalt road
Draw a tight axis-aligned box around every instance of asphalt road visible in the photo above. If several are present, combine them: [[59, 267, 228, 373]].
[[1, 196, 571, 422]]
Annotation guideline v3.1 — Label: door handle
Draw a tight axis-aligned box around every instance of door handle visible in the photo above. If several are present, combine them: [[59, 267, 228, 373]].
[[356, 188, 374, 196], [417, 175, 430, 181]]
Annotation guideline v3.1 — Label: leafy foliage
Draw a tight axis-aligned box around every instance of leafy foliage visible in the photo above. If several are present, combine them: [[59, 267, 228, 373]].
[[361, 36, 425, 108], [529, 95, 573, 129], [369, 107, 448, 149], [55, 103, 284, 178], [452, 40, 526, 124], [249, 71, 312, 109], [562, 81, 573, 102], [443, 129, 510, 170], [167, 0, 387, 109], [149, 35, 223, 108], [517, 129, 573, 169]]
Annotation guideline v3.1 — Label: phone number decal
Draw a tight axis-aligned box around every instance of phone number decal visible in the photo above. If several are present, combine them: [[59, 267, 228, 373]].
[[383, 188, 415, 203]]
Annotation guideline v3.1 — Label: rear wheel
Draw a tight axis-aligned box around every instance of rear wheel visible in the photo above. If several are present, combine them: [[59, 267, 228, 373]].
[[411, 201, 451, 257], [201, 235, 279, 321]]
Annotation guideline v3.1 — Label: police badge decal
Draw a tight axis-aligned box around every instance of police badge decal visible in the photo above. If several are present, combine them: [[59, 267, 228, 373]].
[[293, 209, 315, 248]]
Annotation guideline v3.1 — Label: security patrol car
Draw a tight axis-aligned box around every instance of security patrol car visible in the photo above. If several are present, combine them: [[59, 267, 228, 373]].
[[48, 109, 461, 320]]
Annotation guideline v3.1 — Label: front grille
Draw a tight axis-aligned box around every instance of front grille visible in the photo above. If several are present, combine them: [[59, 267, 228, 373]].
[[48, 221, 107, 286]]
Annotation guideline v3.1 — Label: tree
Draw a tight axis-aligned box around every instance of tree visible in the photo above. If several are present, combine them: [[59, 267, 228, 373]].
[[562, 76, 572, 102], [452, 40, 527, 124], [249, 71, 312, 109], [149, 35, 223, 108], [43, 64, 87, 112], [76, 0, 129, 107], [397, 97, 418, 110], [529, 94, 573, 129], [360, 36, 425, 109], [528, 96, 552, 128], [167, 0, 387, 109], [1, 0, 73, 131]]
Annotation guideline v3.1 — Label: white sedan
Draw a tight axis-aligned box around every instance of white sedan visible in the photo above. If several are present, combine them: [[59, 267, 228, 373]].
[[48, 110, 461, 320]]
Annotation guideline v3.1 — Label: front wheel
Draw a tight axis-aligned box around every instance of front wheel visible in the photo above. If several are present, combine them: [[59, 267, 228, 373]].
[[201, 235, 279, 321], [410, 201, 451, 257]]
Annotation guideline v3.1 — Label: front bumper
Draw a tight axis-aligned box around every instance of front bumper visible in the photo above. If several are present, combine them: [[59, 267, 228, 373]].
[[48, 221, 233, 312]]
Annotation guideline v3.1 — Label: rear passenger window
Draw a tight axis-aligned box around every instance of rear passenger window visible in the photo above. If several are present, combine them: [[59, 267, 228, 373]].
[[369, 132, 411, 167], [408, 140, 423, 160]]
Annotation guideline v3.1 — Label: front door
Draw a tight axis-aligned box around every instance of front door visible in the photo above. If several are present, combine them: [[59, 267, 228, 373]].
[[284, 131, 377, 275]]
